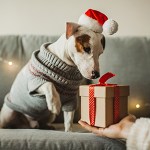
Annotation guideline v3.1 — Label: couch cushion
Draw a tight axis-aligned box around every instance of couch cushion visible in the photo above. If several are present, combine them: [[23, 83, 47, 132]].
[[0, 124, 126, 150]]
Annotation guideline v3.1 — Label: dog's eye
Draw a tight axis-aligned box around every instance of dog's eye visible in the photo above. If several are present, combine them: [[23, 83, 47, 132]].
[[83, 47, 91, 54]]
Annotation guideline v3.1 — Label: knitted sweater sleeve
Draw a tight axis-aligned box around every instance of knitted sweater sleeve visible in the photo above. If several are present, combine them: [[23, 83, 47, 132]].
[[127, 118, 150, 150]]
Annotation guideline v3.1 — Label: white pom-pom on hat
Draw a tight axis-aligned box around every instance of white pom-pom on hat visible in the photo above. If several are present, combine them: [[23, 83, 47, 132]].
[[78, 9, 118, 35], [103, 19, 118, 35]]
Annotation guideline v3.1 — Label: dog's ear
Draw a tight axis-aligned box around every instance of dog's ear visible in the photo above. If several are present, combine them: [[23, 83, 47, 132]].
[[66, 22, 80, 39], [101, 35, 105, 50]]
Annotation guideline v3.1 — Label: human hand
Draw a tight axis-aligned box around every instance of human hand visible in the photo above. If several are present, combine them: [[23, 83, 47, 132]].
[[78, 115, 136, 139]]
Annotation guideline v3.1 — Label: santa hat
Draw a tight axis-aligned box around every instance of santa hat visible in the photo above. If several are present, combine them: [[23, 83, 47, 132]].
[[78, 9, 118, 35]]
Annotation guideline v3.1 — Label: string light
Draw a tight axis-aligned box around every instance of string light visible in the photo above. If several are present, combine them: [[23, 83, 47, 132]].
[[136, 104, 140, 109], [0, 57, 18, 68], [8, 61, 13, 66]]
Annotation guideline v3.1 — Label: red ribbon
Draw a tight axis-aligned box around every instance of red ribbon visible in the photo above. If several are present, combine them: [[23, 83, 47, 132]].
[[89, 72, 120, 126]]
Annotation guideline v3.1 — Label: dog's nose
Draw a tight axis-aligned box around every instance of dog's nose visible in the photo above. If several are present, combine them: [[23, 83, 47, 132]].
[[91, 71, 100, 79]]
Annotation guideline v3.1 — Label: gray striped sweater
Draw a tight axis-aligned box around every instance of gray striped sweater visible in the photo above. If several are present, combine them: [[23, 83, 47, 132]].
[[5, 43, 83, 118]]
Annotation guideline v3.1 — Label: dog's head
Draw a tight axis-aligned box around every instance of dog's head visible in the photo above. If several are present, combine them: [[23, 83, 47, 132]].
[[66, 22, 105, 79]]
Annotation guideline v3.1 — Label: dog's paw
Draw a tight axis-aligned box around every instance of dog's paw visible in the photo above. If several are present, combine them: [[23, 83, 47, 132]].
[[46, 93, 61, 115], [50, 100, 61, 115], [65, 123, 73, 132], [43, 82, 61, 115], [65, 127, 73, 132]]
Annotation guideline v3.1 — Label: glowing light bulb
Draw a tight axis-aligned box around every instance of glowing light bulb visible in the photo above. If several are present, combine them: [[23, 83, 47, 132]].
[[136, 104, 140, 109], [8, 61, 13, 66]]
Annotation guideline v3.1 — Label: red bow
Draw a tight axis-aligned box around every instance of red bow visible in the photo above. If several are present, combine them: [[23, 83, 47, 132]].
[[89, 72, 120, 126]]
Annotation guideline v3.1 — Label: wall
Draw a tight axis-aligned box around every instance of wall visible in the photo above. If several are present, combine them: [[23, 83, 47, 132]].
[[0, 0, 150, 36]]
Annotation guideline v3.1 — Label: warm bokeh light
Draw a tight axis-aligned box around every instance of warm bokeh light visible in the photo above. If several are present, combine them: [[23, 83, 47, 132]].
[[136, 104, 140, 109], [0, 57, 18, 69], [8, 61, 13, 66]]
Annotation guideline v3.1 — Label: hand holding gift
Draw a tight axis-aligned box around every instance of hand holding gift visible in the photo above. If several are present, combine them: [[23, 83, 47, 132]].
[[78, 114, 136, 139]]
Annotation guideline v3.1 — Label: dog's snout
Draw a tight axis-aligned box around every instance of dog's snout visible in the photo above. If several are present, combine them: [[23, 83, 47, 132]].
[[91, 71, 100, 79]]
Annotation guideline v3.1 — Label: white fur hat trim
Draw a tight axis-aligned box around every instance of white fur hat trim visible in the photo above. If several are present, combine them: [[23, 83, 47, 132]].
[[78, 14, 103, 33]]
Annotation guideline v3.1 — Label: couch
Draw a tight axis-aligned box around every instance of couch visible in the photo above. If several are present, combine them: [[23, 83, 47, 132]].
[[0, 35, 150, 150]]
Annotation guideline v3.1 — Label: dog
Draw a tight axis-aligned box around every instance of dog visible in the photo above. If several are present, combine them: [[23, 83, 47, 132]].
[[0, 22, 105, 132]]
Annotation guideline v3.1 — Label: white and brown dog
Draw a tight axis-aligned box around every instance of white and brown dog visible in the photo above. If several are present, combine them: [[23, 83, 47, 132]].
[[0, 9, 118, 132]]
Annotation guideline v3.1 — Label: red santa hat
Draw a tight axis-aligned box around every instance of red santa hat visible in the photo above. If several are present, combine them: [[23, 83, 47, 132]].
[[78, 9, 118, 35]]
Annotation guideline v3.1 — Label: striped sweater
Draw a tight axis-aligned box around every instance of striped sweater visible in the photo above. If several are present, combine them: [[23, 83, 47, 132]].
[[5, 43, 83, 118]]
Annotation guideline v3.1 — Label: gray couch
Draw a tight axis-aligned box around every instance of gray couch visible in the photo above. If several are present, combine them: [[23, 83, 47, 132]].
[[0, 35, 150, 150]]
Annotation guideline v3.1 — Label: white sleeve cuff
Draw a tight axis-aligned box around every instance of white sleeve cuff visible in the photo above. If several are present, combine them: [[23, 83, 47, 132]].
[[127, 118, 150, 150]]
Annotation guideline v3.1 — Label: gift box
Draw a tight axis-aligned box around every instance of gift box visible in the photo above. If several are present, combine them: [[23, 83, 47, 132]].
[[79, 72, 129, 127]]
